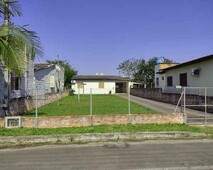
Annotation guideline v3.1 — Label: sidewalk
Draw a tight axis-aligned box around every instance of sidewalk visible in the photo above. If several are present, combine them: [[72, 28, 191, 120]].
[[0, 132, 208, 147]]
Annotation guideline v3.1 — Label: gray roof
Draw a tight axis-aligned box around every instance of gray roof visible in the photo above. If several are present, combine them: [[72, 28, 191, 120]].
[[72, 75, 132, 81], [34, 63, 54, 71], [159, 54, 213, 73]]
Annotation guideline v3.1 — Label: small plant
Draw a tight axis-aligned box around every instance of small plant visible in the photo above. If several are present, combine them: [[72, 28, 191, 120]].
[[69, 89, 75, 96], [109, 90, 112, 95]]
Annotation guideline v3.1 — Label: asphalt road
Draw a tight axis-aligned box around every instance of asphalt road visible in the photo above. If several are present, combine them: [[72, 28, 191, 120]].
[[1, 140, 213, 170]]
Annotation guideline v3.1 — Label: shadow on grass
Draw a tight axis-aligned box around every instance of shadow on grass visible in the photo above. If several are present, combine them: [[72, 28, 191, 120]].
[[22, 111, 48, 117]]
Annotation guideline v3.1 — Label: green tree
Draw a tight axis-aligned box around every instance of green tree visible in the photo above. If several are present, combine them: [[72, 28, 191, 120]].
[[117, 58, 144, 78], [46, 60, 77, 88], [118, 57, 174, 87], [0, 0, 43, 116], [0, 0, 43, 74], [135, 57, 174, 87]]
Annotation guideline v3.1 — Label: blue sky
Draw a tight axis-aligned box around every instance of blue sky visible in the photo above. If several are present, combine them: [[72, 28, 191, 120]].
[[13, 0, 213, 75]]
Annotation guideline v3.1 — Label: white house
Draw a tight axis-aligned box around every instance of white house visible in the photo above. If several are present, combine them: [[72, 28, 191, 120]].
[[155, 54, 213, 94], [34, 63, 64, 95], [71, 75, 131, 94]]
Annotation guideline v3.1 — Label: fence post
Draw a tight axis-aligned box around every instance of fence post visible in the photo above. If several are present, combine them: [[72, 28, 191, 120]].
[[128, 84, 132, 123], [205, 87, 207, 125], [35, 86, 38, 128], [90, 88, 93, 125], [78, 88, 80, 102], [183, 87, 187, 123]]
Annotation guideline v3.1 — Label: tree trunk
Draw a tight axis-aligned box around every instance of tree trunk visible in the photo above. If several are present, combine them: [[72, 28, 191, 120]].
[[2, 0, 10, 116]]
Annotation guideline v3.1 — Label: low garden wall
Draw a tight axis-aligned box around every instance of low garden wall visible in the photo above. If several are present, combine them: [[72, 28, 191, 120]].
[[0, 91, 69, 117], [6, 113, 185, 128], [0, 118, 4, 127]]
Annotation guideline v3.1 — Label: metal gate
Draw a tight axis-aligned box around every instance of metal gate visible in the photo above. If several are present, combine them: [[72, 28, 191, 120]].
[[174, 87, 213, 125]]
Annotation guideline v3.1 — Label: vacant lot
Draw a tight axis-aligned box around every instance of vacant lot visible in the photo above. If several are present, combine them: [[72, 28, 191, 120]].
[[25, 95, 157, 116]]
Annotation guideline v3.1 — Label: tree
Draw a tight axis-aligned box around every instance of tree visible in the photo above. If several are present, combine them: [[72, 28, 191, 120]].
[[117, 57, 174, 87], [135, 57, 174, 87], [0, 0, 43, 75], [46, 60, 77, 88], [0, 0, 43, 116], [117, 58, 144, 78]]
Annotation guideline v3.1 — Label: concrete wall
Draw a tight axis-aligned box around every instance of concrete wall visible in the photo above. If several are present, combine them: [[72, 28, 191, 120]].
[[0, 113, 183, 128], [0, 91, 69, 117], [131, 88, 213, 108]]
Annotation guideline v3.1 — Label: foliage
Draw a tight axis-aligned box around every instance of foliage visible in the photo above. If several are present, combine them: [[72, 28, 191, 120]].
[[0, 0, 43, 75], [46, 60, 77, 87], [117, 58, 144, 78], [24, 95, 157, 116], [0, 124, 212, 136], [118, 57, 174, 86]]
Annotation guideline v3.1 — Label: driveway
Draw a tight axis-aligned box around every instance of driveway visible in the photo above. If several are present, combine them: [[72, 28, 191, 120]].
[[117, 93, 213, 124]]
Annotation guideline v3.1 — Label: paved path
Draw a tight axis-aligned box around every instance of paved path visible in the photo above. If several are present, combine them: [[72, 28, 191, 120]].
[[117, 94, 213, 123], [1, 140, 213, 170]]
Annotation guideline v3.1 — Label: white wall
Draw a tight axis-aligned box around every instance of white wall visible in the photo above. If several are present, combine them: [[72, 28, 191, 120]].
[[72, 81, 116, 94], [160, 59, 213, 95]]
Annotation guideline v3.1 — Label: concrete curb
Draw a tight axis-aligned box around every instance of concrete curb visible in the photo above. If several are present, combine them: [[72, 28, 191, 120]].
[[0, 132, 210, 145]]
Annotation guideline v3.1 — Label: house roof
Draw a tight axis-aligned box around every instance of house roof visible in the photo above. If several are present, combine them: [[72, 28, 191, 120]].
[[72, 75, 132, 81], [158, 54, 213, 73], [34, 63, 54, 71]]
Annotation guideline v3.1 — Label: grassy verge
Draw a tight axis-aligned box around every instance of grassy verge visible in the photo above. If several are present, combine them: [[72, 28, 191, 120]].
[[24, 95, 157, 116], [0, 124, 212, 136]]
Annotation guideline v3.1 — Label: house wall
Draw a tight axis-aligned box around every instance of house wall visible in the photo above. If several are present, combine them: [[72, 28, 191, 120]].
[[155, 63, 178, 88], [156, 59, 213, 95], [72, 81, 116, 94], [0, 58, 34, 117], [35, 66, 64, 95]]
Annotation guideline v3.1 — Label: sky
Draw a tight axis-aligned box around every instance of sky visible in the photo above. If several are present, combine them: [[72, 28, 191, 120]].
[[12, 0, 213, 75]]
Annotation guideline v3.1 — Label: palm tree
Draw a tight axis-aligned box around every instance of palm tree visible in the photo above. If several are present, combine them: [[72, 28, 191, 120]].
[[0, 0, 43, 116]]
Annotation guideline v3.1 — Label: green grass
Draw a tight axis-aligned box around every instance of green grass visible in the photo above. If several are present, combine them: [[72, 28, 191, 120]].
[[0, 124, 212, 136], [24, 95, 157, 116]]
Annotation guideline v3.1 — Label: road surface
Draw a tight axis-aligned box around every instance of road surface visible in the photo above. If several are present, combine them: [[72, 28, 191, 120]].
[[1, 140, 213, 170]]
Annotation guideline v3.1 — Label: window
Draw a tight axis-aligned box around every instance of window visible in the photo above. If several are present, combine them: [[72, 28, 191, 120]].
[[11, 73, 20, 90], [99, 82, 104, 88], [162, 76, 164, 80], [180, 73, 187, 86], [77, 83, 83, 89], [167, 76, 173, 86], [156, 77, 159, 86]]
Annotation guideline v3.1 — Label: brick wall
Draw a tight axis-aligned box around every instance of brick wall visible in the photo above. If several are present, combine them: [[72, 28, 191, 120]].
[[0, 118, 4, 127], [20, 113, 183, 128]]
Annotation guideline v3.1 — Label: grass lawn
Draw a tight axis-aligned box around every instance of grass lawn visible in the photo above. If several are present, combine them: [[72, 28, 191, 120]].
[[0, 124, 212, 136], [24, 95, 157, 116]]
